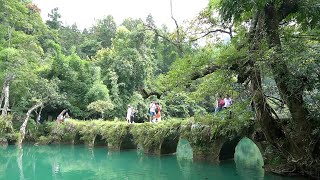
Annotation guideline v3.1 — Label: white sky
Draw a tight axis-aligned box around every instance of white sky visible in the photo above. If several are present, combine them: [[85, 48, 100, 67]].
[[32, 0, 208, 30]]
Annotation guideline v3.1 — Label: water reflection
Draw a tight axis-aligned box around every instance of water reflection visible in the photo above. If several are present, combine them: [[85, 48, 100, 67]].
[[17, 148, 24, 180], [176, 139, 193, 179], [234, 137, 265, 179], [176, 139, 193, 160], [0, 144, 303, 180]]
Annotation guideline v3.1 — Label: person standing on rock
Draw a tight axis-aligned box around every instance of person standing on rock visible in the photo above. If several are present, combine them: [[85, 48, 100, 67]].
[[223, 94, 233, 109], [126, 105, 133, 123], [148, 101, 156, 122], [215, 95, 225, 115], [155, 102, 161, 122]]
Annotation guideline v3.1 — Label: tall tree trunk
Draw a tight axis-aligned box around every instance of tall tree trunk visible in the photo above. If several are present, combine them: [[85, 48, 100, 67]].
[[19, 102, 43, 145], [1, 84, 10, 118], [264, 3, 312, 159], [36, 106, 43, 124], [1, 74, 14, 119], [250, 69, 284, 147], [248, 11, 286, 155], [0, 86, 4, 108]]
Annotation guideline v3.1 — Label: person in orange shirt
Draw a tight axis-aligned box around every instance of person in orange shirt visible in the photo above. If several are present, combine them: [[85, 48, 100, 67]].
[[155, 102, 161, 122]]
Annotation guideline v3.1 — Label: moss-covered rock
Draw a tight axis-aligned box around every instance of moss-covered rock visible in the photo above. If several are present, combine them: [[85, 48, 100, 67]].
[[130, 120, 181, 154], [99, 122, 135, 150], [27, 117, 255, 163]]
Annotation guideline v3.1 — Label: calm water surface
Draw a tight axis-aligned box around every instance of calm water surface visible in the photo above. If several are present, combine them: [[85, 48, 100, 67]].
[[0, 143, 304, 180]]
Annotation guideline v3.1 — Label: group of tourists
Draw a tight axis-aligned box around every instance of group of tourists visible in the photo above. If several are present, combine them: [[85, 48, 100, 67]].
[[126, 105, 136, 123], [148, 101, 161, 123], [126, 94, 231, 123], [214, 94, 233, 115], [56, 95, 231, 124], [126, 101, 162, 124]]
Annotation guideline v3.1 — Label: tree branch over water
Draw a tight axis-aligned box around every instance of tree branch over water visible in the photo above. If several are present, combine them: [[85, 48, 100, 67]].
[[141, 88, 162, 99]]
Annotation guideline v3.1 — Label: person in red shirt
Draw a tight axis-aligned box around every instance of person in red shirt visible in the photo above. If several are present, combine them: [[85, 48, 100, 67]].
[[215, 95, 225, 115], [155, 102, 161, 122]]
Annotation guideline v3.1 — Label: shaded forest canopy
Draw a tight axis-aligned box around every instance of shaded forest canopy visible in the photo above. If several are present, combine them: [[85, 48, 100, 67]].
[[0, 0, 320, 178]]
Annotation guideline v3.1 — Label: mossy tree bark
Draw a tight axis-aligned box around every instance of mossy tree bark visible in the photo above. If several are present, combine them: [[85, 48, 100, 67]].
[[264, 2, 312, 159], [245, 1, 317, 176]]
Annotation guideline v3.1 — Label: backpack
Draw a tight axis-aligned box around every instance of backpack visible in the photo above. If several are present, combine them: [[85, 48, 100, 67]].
[[218, 99, 225, 107]]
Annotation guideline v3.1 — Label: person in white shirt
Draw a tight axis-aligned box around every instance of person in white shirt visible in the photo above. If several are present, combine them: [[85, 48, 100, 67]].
[[223, 95, 233, 108], [126, 105, 132, 123], [149, 101, 156, 122]]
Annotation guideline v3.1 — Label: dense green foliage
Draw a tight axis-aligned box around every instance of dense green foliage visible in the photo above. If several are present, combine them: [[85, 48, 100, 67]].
[[0, 0, 319, 177], [0, 0, 183, 122]]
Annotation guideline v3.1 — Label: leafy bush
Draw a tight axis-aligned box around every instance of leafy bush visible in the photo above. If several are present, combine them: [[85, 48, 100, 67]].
[[25, 120, 44, 141], [36, 136, 52, 145], [161, 92, 206, 118], [5, 132, 21, 144], [0, 116, 13, 136]]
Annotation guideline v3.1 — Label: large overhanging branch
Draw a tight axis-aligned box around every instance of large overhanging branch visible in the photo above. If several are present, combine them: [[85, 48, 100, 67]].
[[190, 63, 244, 81], [141, 88, 162, 99], [190, 64, 221, 80], [140, 61, 249, 99]]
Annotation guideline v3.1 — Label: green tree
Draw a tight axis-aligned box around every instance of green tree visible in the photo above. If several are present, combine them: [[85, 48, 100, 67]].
[[201, 0, 320, 176], [46, 7, 62, 30], [92, 15, 117, 48], [59, 24, 84, 56], [87, 100, 114, 119], [80, 38, 102, 59], [95, 22, 155, 118]]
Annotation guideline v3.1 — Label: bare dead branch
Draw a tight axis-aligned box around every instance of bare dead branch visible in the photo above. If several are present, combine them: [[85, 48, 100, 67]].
[[170, 0, 180, 38], [189, 29, 232, 42]]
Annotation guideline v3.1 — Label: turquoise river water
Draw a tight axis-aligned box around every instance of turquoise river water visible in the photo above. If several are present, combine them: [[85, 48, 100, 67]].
[[0, 139, 304, 180]]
